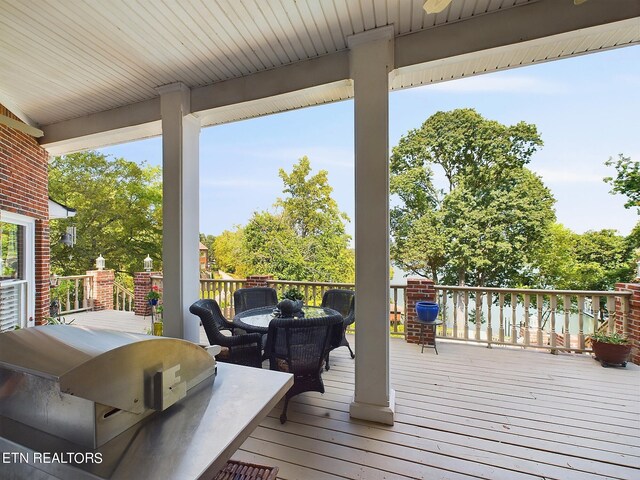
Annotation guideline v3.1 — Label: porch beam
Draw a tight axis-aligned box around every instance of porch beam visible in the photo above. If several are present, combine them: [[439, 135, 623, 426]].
[[39, 53, 349, 153], [38, 0, 638, 155], [395, 0, 640, 70], [348, 26, 395, 426], [158, 82, 201, 342]]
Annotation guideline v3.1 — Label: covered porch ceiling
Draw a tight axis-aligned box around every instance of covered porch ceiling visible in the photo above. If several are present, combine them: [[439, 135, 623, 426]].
[[0, 0, 638, 155]]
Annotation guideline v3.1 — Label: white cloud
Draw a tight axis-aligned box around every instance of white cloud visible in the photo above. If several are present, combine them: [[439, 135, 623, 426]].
[[423, 74, 567, 94]]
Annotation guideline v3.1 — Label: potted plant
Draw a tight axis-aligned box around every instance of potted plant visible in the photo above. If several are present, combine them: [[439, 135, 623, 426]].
[[282, 287, 304, 311], [146, 285, 161, 306], [589, 331, 631, 367]]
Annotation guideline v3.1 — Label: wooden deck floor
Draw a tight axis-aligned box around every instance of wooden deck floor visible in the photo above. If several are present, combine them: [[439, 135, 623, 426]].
[[70, 310, 640, 479]]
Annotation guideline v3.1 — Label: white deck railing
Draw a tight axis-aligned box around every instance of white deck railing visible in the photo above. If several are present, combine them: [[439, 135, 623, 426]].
[[113, 282, 134, 312], [51, 275, 93, 315], [140, 276, 632, 353], [433, 286, 631, 352]]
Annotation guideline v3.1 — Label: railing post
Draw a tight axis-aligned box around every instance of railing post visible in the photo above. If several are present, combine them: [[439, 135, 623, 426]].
[[87, 269, 115, 311], [245, 275, 273, 288], [134, 271, 161, 316], [405, 278, 436, 345], [615, 283, 639, 365]]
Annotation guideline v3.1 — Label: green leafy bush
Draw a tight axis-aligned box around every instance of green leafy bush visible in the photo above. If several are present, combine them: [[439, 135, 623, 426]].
[[590, 332, 628, 344]]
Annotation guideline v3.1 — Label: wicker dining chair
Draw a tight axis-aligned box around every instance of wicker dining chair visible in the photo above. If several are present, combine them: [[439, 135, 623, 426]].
[[264, 314, 343, 423], [321, 289, 355, 370], [190, 299, 263, 368], [233, 287, 278, 314]]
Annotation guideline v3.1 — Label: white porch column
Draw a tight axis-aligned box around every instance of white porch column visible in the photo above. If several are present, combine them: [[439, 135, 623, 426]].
[[158, 82, 201, 342], [348, 26, 396, 425]]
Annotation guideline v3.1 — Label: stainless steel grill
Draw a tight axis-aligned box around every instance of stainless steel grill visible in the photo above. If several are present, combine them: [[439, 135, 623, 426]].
[[0, 325, 216, 448]]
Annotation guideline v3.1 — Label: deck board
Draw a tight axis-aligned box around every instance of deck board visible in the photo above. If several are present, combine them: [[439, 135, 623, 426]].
[[69, 311, 640, 479]]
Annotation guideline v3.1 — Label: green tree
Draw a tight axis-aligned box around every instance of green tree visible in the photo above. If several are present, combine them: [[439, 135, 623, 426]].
[[391, 109, 553, 286], [242, 211, 306, 280], [49, 152, 162, 277], [526, 223, 580, 289], [572, 229, 632, 290], [528, 224, 635, 290], [605, 154, 640, 211], [241, 157, 354, 282], [212, 229, 245, 276]]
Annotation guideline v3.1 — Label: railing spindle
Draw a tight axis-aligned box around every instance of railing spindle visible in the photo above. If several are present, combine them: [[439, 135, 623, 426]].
[[536, 294, 543, 346], [498, 292, 504, 343], [510, 293, 517, 345], [523, 294, 530, 347], [592, 295, 600, 335], [578, 295, 585, 349], [463, 291, 469, 340], [452, 290, 458, 338], [606, 296, 615, 334], [485, 291, 492, 346], [563, 294, 571, 350], [550, 294, 557, 353]]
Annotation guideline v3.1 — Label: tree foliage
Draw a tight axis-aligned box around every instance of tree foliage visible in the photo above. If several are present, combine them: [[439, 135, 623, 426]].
[[528, 224, 635, 290], [49, 152, 162, 277], [391, 108, 554, 286], [212, 229, 245, 276], [211, 157, 354, 283], [605, 154, 640, 211]]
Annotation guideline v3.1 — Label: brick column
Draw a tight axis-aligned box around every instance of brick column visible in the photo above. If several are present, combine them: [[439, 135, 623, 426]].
[[615, 283, 640, 365], [405, 278, 436, 345], [244, 275, 273, 288], [87, 269, 115, 311], [34, 218, 50, 324], [134, 271, 162, 316]]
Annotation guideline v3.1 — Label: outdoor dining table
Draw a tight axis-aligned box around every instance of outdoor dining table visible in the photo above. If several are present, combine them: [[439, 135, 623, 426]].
[[233, 305, 342, 334]]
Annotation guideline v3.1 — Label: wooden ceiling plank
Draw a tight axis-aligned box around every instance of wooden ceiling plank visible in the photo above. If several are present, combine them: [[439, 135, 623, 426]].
[[256, 0, 300, 62], [317, 0, 348, 51], [277, 0, 320, 58], [294, 0, 331, 55], [216, 0, 280, 69], [305, 0, 339, 53]]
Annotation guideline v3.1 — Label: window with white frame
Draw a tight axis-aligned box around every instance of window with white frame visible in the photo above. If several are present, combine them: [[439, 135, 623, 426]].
[[0, 211, 35, 331]]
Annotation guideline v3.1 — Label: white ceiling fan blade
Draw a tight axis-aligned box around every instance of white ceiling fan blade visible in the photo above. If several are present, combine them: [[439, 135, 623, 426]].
[[0, 113, 44, 138], [423, 0, 453, 14]]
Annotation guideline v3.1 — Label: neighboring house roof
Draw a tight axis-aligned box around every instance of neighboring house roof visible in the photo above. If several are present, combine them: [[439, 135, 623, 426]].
[[48, 198, 76, 219], [199, 242, 208, 251]]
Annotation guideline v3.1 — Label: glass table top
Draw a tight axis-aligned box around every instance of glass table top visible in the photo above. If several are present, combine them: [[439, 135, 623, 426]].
[[234, 305, 340, 331]]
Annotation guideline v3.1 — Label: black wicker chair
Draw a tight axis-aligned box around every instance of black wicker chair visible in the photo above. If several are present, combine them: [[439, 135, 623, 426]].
[[264, 314, 343, 423], [233, 287, 278, 314], [189, 299, 263, 368], [321, 289, 355, 370]]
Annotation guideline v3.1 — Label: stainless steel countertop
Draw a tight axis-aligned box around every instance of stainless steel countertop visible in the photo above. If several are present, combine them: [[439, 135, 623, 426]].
[[0, 363, 293, 480]]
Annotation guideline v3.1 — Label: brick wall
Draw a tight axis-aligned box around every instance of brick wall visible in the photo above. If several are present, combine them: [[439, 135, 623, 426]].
[[0, 104, 50, 324], [134, 271, 162, 315], [87, 269, 115, 311], [244, 275, 273, 288], [614, 283, 640, 365], [404, 278, 437, 345]]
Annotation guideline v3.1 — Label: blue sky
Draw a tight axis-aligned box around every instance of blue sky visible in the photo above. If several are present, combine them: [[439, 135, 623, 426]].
[[100, 45, 639, 238]]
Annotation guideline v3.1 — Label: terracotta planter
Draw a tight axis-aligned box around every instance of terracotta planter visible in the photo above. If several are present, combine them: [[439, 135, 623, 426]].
[[592, 340, 631, 367]]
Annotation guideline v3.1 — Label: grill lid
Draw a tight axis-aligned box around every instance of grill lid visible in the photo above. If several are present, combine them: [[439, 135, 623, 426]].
[[0, 325, 215, 413]]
